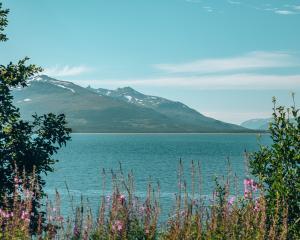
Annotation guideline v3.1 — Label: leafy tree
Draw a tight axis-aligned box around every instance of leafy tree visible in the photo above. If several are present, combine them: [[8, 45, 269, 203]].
[[250, 95, 300, 239], [0, 2, 71, 230]]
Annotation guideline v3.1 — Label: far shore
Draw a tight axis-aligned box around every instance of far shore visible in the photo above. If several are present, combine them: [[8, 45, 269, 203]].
[[71, 131, 268, 135]]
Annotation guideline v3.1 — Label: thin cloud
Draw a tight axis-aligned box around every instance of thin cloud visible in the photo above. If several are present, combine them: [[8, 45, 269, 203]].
[[154, 51, 299, 74], [203, 6, 213, 12], [76, 74, 300, 90], [44, 65, 92, 77], [274, 10, 295, 15], [185, 0, 202, 3], [185, 1, 300, 15], [185, 1, 214, 12], [227, 1, 241, 5]]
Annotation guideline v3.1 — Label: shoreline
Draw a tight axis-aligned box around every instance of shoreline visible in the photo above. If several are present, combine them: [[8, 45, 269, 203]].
[[70, 132, 268, 135]]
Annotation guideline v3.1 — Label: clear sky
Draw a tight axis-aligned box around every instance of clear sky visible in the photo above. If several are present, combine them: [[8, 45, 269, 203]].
[[1, 0, 300, 124]]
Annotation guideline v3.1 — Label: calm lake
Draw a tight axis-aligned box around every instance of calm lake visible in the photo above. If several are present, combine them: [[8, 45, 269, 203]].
[[44, 133, 271, 218]]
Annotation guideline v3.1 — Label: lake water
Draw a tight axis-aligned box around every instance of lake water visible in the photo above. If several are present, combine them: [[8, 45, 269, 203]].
[[44, 133, 271, 218]]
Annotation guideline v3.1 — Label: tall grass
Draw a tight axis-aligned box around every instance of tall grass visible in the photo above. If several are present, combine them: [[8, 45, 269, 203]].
[[0, 162, 289, 240]]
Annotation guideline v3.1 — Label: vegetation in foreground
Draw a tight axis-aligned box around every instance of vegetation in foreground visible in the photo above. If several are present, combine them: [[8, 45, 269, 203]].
[[0, 1, 71, 231], [0, 160, 294, 240], [1, 2, 299, 239]]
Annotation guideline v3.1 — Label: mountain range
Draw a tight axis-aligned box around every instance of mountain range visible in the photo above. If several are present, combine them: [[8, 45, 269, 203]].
[[12, 75, 252, 133]]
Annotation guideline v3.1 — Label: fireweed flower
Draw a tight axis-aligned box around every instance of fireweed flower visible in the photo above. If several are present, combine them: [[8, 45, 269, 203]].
[[254, 199, 260, 212], [119, 194, 125, 201], [24, 190, 34, 198], [14, 176, 22, 184], [21, 211, 31, 222], [0, 210, 13, 219], [5, 212, 11, 218], [112, 220, 123, 232], [244, 178, 259, 199], [117, 194, 126, 204], [21, 210, 28, 219], [228, 196, 236, 205], [73, 225, 80, 237]]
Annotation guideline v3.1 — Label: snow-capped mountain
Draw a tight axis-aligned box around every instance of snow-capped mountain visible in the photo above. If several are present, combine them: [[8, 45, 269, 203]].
[[92, 86, 170, 108], [12, 75, 252, 133]]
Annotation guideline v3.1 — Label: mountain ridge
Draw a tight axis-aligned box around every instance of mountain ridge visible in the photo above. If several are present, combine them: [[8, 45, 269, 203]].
[[88, 85, 252, 132], [12, 75, 254, 133]]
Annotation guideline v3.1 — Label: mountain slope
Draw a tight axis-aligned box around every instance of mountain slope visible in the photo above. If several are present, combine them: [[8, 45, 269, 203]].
[[88, 86, 248, 132], [240, 118, 272, 130], [12, 75, 251, 133]]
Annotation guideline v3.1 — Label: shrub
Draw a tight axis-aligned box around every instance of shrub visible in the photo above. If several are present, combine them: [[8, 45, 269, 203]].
[[250, 96, 300, 239]]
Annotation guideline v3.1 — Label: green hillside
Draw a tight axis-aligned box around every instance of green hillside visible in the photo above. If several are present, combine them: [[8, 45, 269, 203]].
[[13, 75, 252, 133]]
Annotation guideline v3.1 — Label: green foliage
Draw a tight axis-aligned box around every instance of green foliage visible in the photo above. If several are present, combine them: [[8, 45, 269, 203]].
[[0, 2, 71, 230], [0, 2, 9, 42], [250, 95, 300, 239]]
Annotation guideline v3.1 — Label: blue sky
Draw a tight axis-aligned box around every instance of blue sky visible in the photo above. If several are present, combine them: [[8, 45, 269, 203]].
[[1, 0, 300, 123]]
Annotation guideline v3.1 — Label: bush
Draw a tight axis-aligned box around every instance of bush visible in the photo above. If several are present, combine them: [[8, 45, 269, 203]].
[[250, 95, 300, 239]]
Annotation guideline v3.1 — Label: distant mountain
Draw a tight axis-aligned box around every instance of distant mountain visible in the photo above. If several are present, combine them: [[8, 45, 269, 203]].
[[12, 75, 252, 133], [88, 86, 253, 132], [240, 118, 272, 130]]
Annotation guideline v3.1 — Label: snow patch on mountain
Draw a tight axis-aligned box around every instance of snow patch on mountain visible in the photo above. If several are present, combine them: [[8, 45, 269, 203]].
[[27, 75, 76, 93], [53, 83, 76, 93], [125, 95, 132, 102]]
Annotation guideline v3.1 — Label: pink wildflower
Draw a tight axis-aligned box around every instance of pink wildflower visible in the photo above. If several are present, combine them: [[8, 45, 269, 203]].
[[254, 199, 260, 212], [112, 220, 123, 232], [73, 226, 80, 237], [21, 210, 30, 222], [117, 194, 126, 204], [228, 196, 236, 205], [21, 210, 27, 219], [24, 190, 34, 198], [119, 194, 125, 201], [14, 176, 22, 184], [244, 178, 259, 199]]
